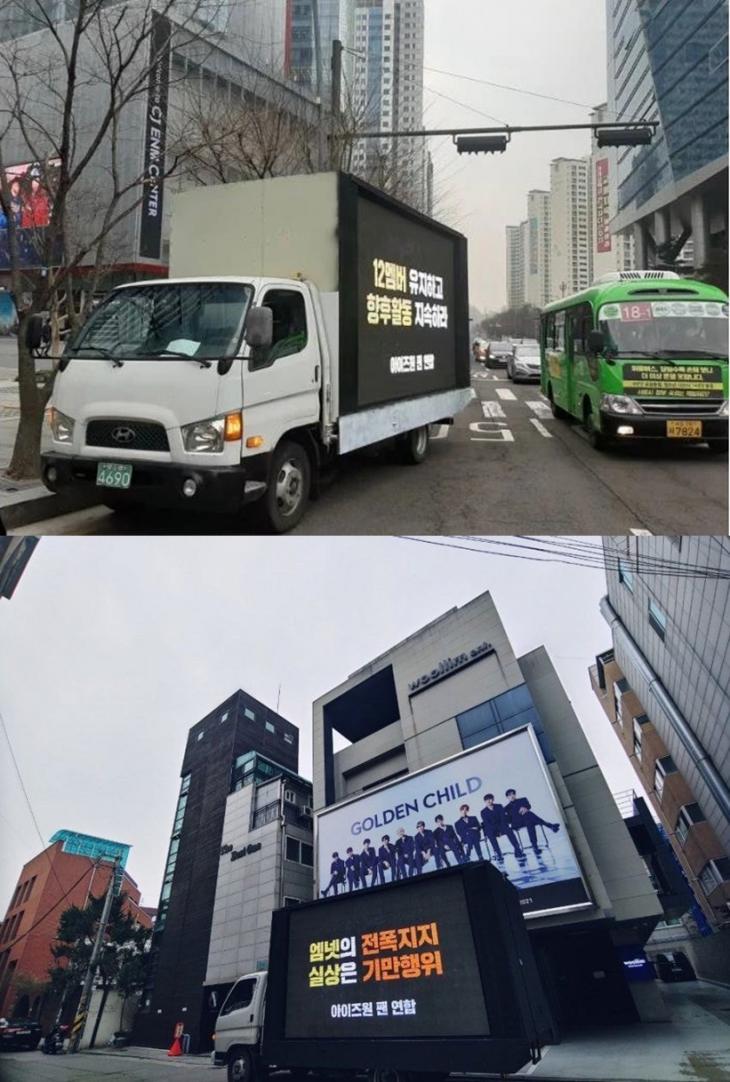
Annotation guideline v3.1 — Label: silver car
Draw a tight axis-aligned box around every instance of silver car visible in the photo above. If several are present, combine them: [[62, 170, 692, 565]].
[[508, 344, 541, 383]]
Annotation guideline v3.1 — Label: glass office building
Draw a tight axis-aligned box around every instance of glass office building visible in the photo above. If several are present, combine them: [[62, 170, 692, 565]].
[[606, 0, 728, 272]]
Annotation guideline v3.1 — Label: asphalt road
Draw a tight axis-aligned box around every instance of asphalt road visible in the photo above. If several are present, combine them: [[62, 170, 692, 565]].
[[0, 1049, 214, 1081], [10, 366, 728, 536]]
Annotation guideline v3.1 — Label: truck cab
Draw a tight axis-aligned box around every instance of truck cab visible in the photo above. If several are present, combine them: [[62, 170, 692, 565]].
[[213, 972, 267, 1081]]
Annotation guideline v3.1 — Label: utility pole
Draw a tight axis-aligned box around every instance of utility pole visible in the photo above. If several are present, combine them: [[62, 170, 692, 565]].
[[330, 38, 343, 170], [311, 0, 326, 170], [68, 857, 118, 1053]]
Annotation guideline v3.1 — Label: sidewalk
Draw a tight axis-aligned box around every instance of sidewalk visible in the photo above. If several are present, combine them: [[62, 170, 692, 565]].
[[83, 1044, 210, 1067]]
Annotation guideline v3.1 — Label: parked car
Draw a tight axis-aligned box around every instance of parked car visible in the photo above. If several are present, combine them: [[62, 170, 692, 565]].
[[654, 951, 696, 982], [508, 344, 541, 383], [486, 340, 513, 368], [0, 1017, 42, 1051]]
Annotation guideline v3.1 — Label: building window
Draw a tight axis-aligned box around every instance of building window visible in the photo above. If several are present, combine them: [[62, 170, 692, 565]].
[[220, 711, 229, 723], [196, 730, 205, 741], [253, 801, 280, 829], [654, 755, 677, 801], [244, 708, 256, 721], [632, 714, 648, 761], [618, 558, 634, 592], [675, 803, 705, 845], [180, 774, 191, 795], [648, 599, 667, 641], [698, 858, 730, 895], [285, 837, 313, 866], [456, 683, 553, 762], [265, 721, 276, 734], [284, 732, 294, 745]]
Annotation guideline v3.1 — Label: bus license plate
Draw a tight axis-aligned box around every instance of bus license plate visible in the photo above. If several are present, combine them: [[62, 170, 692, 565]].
[[96, 462, 133, 489], [666, 420, 702, 439]]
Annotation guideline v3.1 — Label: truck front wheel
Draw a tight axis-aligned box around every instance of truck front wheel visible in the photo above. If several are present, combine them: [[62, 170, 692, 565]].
[[228, 1047, 254, 1082], [263, 440, 312, 533], [398, 425, 429, 465]]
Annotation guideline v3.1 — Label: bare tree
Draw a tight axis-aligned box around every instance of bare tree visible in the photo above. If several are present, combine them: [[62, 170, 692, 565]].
[[0, 0, 232, 479]]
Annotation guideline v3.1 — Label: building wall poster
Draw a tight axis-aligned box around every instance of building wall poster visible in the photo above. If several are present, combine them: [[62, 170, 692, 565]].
[[595, 158, 612, 254], [316, 726, 592, 919]]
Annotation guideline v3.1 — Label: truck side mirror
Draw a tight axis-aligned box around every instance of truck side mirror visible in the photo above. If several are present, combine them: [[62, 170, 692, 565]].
[[245, 306, 273, 350], [587, 329, 605, 355], [25, 313, 44, 351]]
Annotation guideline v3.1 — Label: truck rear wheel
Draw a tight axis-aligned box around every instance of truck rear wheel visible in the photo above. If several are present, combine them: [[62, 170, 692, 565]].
[[228, 1047, 254, 1082], [398, 425, 429, 465], [263, 440, 311, 533]]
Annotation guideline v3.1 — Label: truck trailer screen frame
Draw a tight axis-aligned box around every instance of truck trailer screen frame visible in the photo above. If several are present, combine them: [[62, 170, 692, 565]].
[[338, 174, 470, 414], [315, 726, 592, 919]]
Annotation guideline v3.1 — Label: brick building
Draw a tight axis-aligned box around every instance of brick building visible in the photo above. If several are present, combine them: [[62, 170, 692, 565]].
[[0, 830, 152, 1019]]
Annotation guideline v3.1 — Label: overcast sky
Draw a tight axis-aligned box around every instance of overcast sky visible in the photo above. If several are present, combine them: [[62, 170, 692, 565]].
[[424, 0, 608, 312], [0, 537, 641, 911]]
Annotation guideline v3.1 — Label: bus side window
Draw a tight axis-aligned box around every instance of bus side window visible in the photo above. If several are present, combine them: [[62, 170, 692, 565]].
[[542, 313, 554, 350], [571, 305, 591, 356], [555, 312, 566, 352]]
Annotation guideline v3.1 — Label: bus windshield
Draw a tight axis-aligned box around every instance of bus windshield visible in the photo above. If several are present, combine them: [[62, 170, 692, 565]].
[[69, 282, 253, 361], [599, 300, 728, 360]]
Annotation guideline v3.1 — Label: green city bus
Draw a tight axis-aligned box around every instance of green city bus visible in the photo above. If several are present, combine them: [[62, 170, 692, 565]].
[[540, 271, 728, 452]]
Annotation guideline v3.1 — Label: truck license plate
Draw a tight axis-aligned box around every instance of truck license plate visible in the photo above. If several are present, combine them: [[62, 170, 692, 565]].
[[666, 420, 702, 439], [96, 462, 133, 489]]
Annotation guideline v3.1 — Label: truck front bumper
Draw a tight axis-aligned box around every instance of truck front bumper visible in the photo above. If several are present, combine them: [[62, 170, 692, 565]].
[[212, 1051, 226, 1067], [41, 453, 271, 514], [600, 410, 727, 443]]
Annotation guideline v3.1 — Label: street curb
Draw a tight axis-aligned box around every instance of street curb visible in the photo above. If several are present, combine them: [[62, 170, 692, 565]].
[[1, 487, 100, 530]]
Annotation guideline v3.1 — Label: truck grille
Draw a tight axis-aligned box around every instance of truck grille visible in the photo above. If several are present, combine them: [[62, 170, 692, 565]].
[[85, 419, 170, 452], [638, 400, 724, 417]]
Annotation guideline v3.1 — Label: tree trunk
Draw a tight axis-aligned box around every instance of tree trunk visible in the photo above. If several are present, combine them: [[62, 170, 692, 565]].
[[5, 327, 53, 481], [89, 983, 111, 1049]]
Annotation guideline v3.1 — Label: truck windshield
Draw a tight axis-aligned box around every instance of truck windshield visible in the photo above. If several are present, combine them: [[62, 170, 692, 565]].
[[599, 300, 728, 360], [69, 282, 252, 361], [220, 978, 256, 1016]]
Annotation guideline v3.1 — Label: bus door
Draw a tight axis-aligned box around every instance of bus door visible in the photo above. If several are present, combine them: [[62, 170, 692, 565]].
[[543, 310, 570, 413], [567, 303, 597, 418]]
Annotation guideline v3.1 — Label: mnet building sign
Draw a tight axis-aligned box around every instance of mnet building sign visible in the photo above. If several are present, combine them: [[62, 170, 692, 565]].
[[408, 641, 494, 695]]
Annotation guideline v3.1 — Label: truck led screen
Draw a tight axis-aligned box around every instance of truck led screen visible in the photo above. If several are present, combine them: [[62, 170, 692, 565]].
[[284, 874, 489, 1040]]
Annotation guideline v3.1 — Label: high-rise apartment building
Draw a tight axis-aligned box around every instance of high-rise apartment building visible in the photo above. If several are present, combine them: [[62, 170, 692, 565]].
[[591, 536, 730, 983], [0, 831, 151, 1020], [526, 190, 551, 308], [505, 222, 527, 309], [606, 0, 727, 274], [350, 0, 430, 212], [285, 0, 355, 98], [550, 157, 592, 299], [589, 104, 635, 279], [133, 691, 311, 1053]]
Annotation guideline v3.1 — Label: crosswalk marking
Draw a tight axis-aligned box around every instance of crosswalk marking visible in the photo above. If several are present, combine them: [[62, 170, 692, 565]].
[[530, 418, 553, 439], [495, 387, 517, 401], [481, 400, 506, 419]]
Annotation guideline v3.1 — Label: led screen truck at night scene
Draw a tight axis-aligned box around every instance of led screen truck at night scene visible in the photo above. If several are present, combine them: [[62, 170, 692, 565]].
[[213, 863, 552, 1082], [41, 173, 470, 532]]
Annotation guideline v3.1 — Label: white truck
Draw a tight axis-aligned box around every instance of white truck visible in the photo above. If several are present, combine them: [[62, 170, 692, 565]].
[[41, 172, 471, 531]]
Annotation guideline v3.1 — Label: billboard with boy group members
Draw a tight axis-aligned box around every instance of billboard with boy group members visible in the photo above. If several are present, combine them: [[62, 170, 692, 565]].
[[316, 725, 592, 919], [0, 159, 61, 270]]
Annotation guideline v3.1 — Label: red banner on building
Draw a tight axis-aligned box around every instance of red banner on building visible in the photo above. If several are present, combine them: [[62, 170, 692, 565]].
[[595, 158, 612, 254]]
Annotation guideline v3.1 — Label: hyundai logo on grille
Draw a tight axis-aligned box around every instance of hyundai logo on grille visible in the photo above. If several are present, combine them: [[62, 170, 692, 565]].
[[111, 426, 136, 444]]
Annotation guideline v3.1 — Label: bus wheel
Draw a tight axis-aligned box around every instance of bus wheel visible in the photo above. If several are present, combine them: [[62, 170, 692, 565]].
[[583, 401, 610, 451], [548, 385, 567, 420]]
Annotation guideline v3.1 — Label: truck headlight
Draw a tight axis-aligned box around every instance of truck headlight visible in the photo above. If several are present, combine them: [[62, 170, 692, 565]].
[[50, 408, 75, 443], [182, 413, 242, 454], [601, 394, 642, 416]]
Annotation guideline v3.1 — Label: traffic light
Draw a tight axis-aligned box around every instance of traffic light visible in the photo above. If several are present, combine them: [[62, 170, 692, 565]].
[[596, 126, 653, 148], [456, 135, 509, 155]]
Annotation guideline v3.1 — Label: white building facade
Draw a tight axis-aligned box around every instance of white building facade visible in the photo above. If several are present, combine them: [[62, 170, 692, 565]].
[[550, 157, 592, 300], [526, 190, 551, 308]]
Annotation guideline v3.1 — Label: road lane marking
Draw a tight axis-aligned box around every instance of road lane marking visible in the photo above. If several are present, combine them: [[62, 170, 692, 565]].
[[630, 528, 653, 536], [495, 387, 517, 400], [469, 421, 514, 442], [526, 400, 553, 420], [530, 418, 553, 439], [481, 401, 506, 419], [469, 387, 477, 399]]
